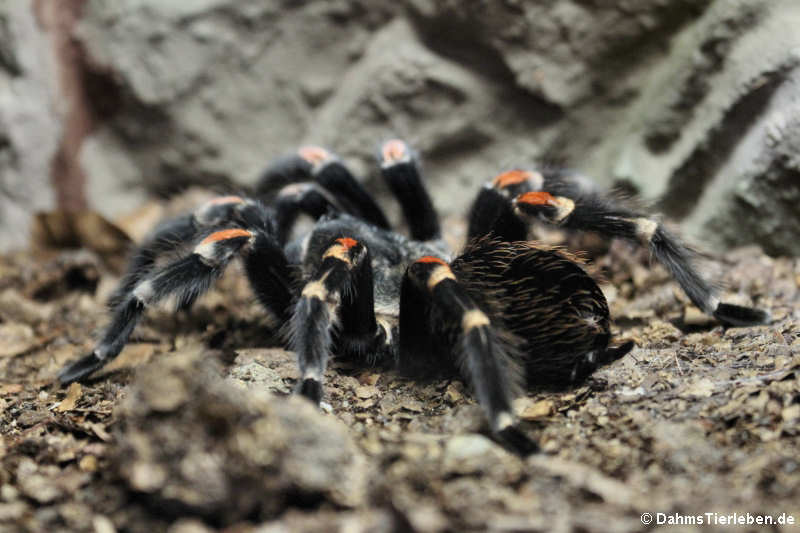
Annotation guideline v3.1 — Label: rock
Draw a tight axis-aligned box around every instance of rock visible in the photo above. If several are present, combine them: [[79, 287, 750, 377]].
[[4, 0, 800, 257], [114, 349, 370, 524], [73, 0, 396, 210], [306, 18, 517, 184], [227, 360, 288, 393], [0, 323, 36, 358], [682, 377, 716, 399], [688, 87, 800, 255], [92, 516, 117, 533], [167, 519, 215, 533], [441, 434, 522, 481], [0, 1, 59, 251], [407, 0, 709, 108], [588, 0, 800, 254], [16, 459, 91, 504], [16, 460, 63, 504], [442, 434, 495, 474], [0, 501, 29, 522], [229, 348, 296, 392], [0, 289, 53, 324], [78, 455, 98, 473]]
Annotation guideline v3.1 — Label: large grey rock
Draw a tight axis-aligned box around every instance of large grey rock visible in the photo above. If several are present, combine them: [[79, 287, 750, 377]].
[[686, 70, 800, 256], [75, 0, 396, 205], [406, 0, 713, 108], [582, 0, 800, 255], [2, 0, 800, 255], [304, 18, 551, 221], [115, 349, 370, 524], [0, 1, 59, 251]]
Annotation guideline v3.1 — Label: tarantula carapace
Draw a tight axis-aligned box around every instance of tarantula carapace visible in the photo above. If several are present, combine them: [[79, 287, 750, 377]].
[[58, 139, 769, 453]]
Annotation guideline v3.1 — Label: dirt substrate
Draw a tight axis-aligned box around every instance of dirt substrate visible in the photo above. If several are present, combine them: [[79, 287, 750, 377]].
[[0, 216, 798, 533]]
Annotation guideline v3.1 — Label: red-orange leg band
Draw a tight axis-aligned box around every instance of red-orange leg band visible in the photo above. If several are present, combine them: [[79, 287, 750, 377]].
[[200, 228, 252, 245], [493, 170, 534, 188], [416, 256, 447, 265], [517, 191, 557, 206], [336, 237, 358, 249]]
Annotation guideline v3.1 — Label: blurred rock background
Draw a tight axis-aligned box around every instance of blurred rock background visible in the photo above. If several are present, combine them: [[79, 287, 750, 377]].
[[1, 0, 799, 255]]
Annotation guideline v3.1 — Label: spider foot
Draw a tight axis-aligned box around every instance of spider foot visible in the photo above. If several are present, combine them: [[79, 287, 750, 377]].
[[604, 340, 635, 362], [713, 303, 770, 327], [57, 352, 105, 385], [296, 377, 323, 405], [493, 426, 540, 457]]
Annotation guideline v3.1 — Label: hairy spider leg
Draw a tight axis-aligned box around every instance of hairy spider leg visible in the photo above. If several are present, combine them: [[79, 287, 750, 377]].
[[272, 183, 345, 245], [467, 186, 529, 242], [304, 148, 391, 230], [255, 153, 315, 195], [106, 196, 249, 309], [466, 170, 547, 242], [570, 341, 635, 383], [257, 146, 390, 229], [59, 228, 261, 384], [106, 213, 195, 309], [290, 237, 381, 405], [379, 139, 441, 241], [511, 186, 770, 327], [399, 256, 537, 454], [243, 231, 295, 325]]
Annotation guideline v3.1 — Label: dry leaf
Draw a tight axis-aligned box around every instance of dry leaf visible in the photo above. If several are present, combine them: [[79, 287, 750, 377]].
[[357, 372, 380, 386], [356, 385, 378, 399], [400, 399, 424, 413], [56, 383, 82, 412], [445, 383, 463, 403], [518, 400, 554, 420], [32, 210, 132, 272]]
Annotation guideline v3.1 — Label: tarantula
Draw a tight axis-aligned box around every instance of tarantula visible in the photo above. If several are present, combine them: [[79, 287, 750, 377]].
[[57, 139, 769, 453]]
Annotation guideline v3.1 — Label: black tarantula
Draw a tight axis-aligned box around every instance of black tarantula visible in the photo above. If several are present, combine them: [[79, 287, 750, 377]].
[[58, 139, 769, 453]]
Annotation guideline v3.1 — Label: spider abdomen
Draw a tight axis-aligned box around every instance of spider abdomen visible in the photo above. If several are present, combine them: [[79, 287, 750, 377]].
[[453, 238, 621, 389]]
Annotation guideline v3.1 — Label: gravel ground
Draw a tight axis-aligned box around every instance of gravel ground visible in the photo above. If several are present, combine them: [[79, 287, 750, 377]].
[[0, 202, 798, 533]]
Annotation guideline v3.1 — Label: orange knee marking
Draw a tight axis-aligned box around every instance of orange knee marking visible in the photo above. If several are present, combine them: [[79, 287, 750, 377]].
[[382, 139, 407, 163], [336, 237, 358, 249], [493, 170, 534, 188], [298, 146, 331, 166], [416, 256, 447, 265], [206, 195, 245, 206], [200, 228, 252, 245], [517, 191, 557, 206]]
